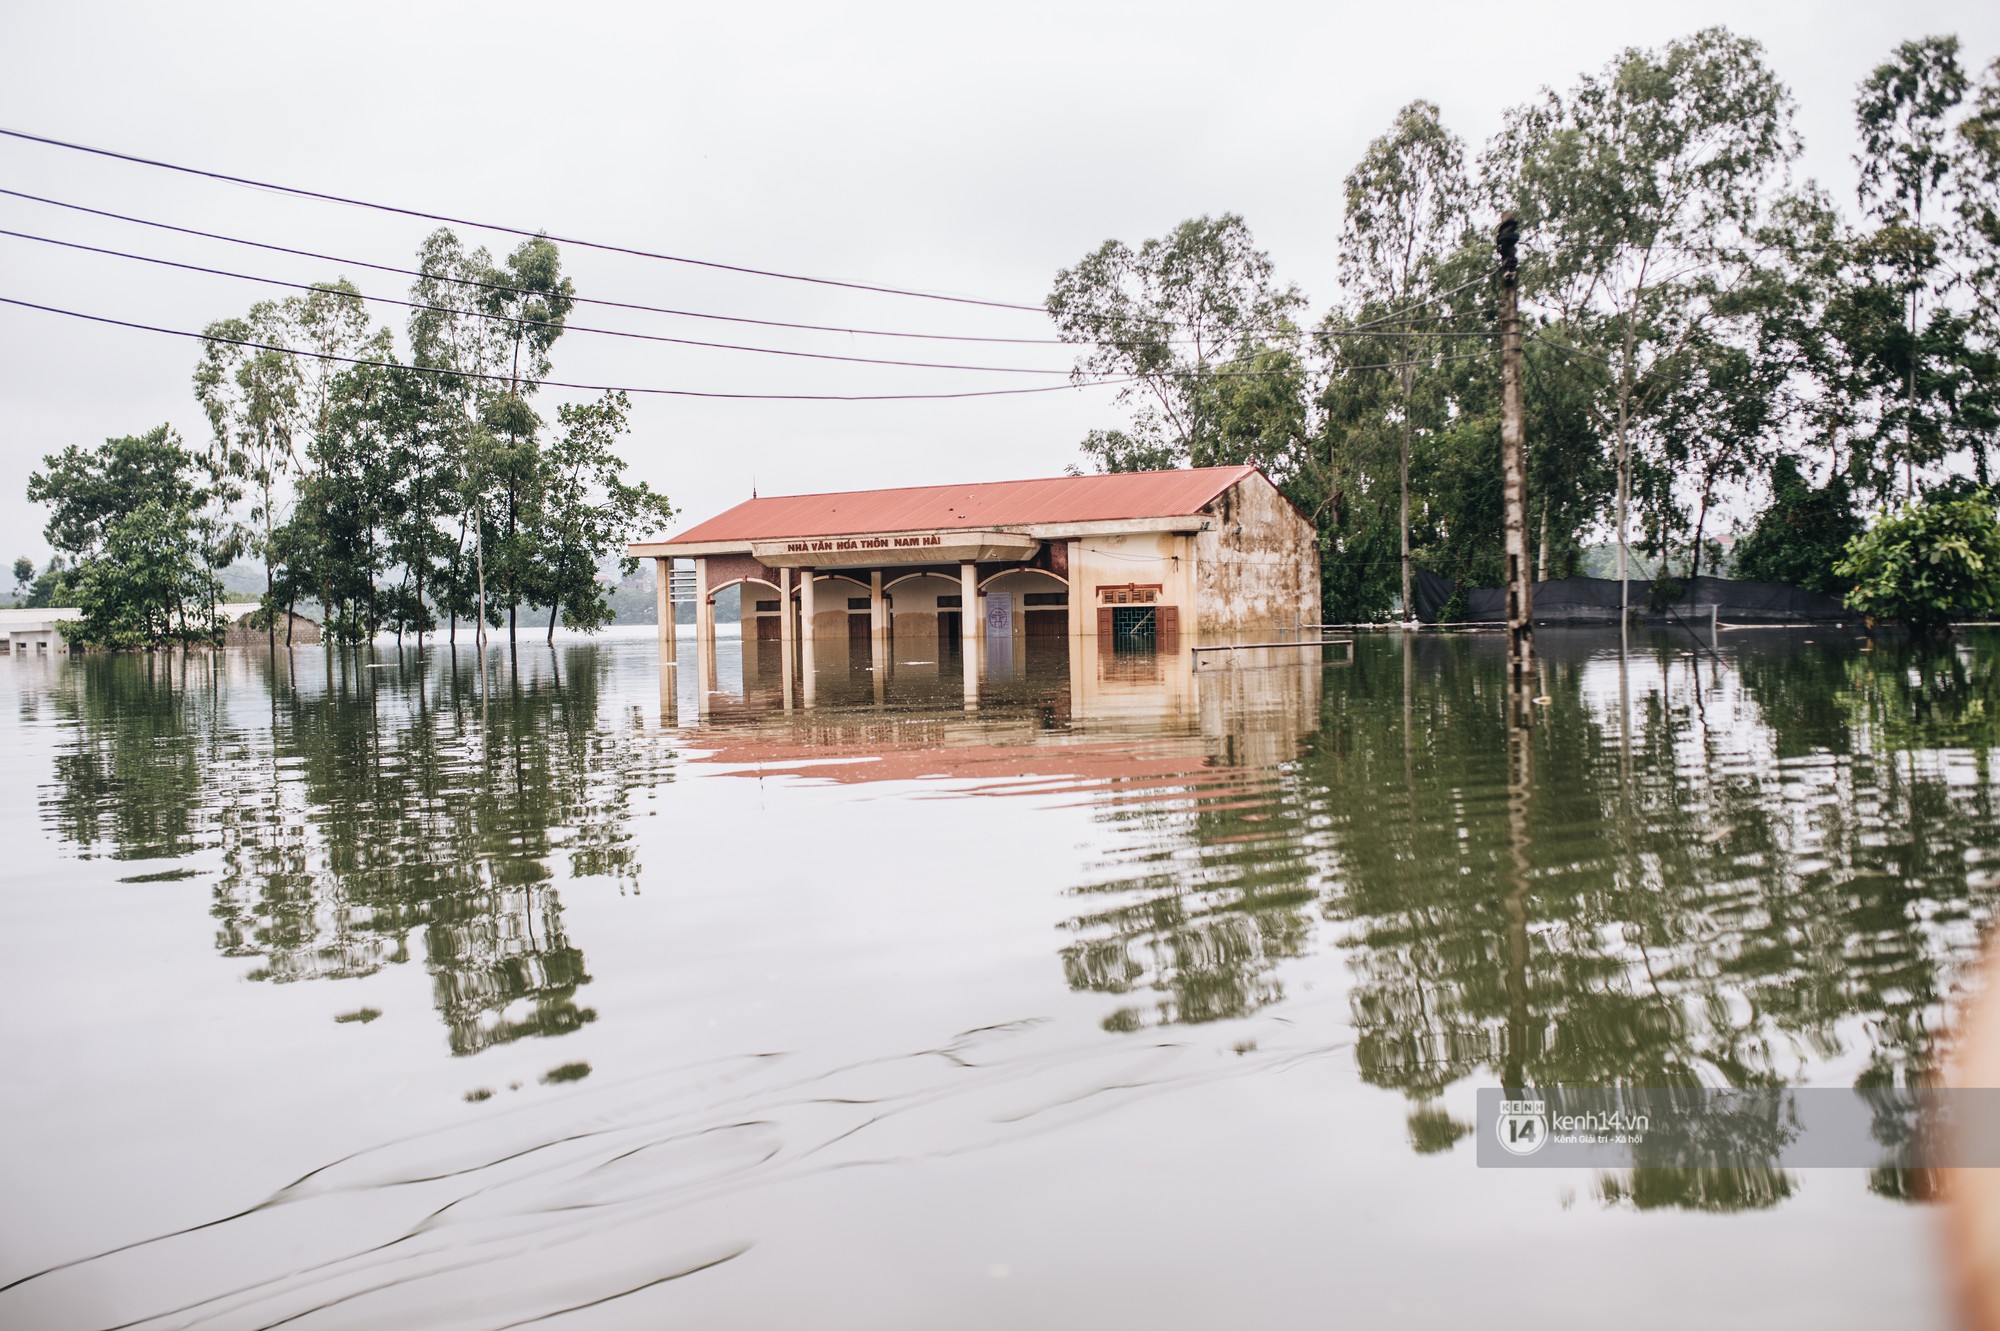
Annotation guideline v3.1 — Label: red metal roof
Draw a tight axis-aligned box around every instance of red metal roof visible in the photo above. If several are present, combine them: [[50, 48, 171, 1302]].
[[657, 465, 1259, 545]]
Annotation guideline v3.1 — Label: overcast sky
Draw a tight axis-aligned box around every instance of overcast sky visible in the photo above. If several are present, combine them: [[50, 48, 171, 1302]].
[[4, 0, 1998, 566]]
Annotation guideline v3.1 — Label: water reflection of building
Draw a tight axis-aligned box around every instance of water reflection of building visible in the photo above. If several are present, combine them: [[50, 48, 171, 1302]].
[[671, 631, 1329, 1036], [669, 631, 1322, 780]]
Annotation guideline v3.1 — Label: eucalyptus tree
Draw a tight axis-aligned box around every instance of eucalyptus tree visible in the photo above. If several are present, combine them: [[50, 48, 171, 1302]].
[[409, 228, 507, 643], [1488, 27, 1800, 615], [280, 282, 377, 639], [1048, 214, 1305, 471], [528, 392, 676, 641], [1855, 36, 1971, 493], [301, 337, 404, 642], [1338, 100, 1472, 614], [481, 236, 574, 643], [1961, 58, 2000, 324], [408, 230, 575, 644]]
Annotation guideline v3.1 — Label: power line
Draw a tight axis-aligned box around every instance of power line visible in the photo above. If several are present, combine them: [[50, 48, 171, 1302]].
[[0, 296, 1123, 401], [1, 187, 1493, 350], [1337, 272, 1500, 331], [0, 125, 1048, 314], [1, 291, 1492, 392], [0, 188, 1072, 346], [0, 228, 1077, 376], [0, 227, 1499, 379]]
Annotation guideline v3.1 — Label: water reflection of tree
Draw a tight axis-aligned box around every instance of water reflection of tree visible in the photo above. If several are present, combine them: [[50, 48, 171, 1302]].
[[41, 647, 668, 1056], [1059, 631, 2000, 1211], [43, 652, 221, 860]]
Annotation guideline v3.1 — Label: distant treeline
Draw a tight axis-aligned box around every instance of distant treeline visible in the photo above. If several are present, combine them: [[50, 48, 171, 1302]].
[[1048, 29, 2000, 620], [20, 231, 672, 648]]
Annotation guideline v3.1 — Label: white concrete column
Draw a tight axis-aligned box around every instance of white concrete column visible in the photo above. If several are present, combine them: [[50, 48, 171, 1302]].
[[654, 557, 676, 664], [693, 558, 711, 655], [866, 569, 884, 674], [960, 561, 978, 643], [799, 567, 817, 644], [693, 557, 714, 715], [779, 567, 796, 710], [779, 567, 796, 655]]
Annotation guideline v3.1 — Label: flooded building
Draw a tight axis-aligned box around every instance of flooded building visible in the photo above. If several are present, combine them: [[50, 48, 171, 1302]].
[[627, 464, 1320, 657]]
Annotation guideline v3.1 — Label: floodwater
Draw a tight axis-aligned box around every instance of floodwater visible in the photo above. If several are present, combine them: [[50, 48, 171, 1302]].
[[2, 624, 1996, 1328]]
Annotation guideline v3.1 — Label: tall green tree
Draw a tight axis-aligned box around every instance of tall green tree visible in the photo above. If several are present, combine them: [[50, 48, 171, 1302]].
[[194, 298, 297, 637], [484, 236, 575, 643], [1049, 215, 1305, 471], [1854, 36, 1977, 493], [1488, 26, 1801, 602], [527, 392, 676, 641], [1337, 100, 1471, 613], [409, 228, 507, 644]]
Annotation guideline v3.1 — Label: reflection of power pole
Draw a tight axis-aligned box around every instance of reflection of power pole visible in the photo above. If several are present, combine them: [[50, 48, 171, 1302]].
[[1497, 216, 1534, 696], [1502, 703, 1532, 1095]]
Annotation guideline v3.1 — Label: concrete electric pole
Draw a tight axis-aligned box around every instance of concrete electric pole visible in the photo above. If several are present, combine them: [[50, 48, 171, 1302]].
[[1497, 215, 1534, 693]]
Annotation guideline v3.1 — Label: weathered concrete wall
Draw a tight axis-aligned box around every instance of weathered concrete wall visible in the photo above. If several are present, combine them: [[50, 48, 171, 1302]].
[[1070, 531, 1198, 636], [1194, 475, 1320, 636]]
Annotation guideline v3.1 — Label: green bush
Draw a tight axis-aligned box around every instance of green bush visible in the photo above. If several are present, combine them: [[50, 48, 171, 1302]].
[[1835, 493, 2000, 631], [1734, 457, 1861, 596]]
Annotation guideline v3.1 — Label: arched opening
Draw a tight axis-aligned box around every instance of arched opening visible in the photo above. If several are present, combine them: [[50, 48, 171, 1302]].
[[712, 577, 785, 642], [885, 572, 962, 651], [979, 569, 1069, 639], [808, 574, 873, 648]]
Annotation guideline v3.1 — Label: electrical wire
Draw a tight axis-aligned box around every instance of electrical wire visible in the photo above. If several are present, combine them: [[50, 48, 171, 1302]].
[[1, 188, 1499, 348], [0, 127, 1500, 333], [0, 228, 1078, 376], [0, 296, 1125, 401], [0, 125, 1049, 313], [0, 291, 1493, 389], [0, 187, 1073, 346]]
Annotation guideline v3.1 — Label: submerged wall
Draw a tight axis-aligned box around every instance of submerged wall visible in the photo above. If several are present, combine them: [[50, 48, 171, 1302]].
[[1194, 476, 1321, 636]]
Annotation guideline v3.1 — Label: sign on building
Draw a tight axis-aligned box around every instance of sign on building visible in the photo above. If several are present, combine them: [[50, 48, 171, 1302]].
[[985, 592, 1012, 636]]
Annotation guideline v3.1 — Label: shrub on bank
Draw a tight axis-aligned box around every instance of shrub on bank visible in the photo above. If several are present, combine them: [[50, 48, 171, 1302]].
[[1836, 493, 2000, 632]]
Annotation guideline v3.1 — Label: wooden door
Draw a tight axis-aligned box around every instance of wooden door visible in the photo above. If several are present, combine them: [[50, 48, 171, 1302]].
[[1025, 610, 1067, 638]]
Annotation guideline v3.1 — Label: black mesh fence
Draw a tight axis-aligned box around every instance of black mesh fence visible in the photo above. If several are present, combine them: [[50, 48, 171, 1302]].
[[1414, 574, 1856, 625]]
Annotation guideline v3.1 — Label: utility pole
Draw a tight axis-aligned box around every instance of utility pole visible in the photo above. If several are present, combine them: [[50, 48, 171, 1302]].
[[1497, 215, 1534, 695], [1400, 359, 1414, 623]]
